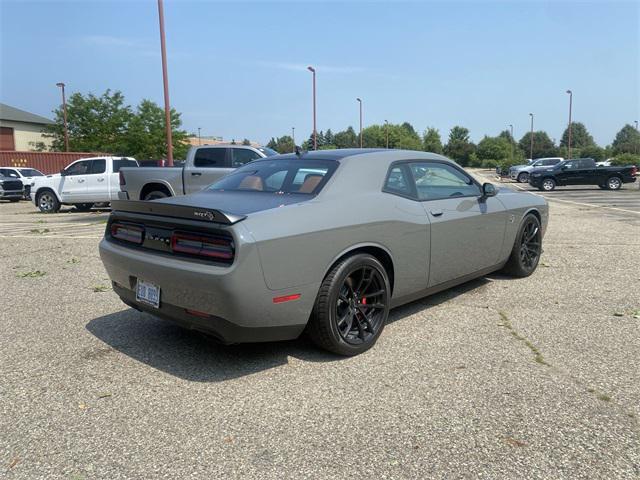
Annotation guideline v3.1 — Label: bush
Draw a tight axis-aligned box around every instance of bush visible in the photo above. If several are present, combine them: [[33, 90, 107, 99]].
[[611, 153, 640, 166], [481, 159, 499, 168]]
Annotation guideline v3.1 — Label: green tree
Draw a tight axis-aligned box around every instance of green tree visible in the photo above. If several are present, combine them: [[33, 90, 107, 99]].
[[333, 126, 358, 149], [125, 99, 188, 160], [242, 138, 251, 146], [560, 122, 595, 150], [422, 127, 443, 154], [518, 131, 557, 159], [611, 124, 640, 154], [273, 135, 294, 153], [46, 89, 133, 153], [476, 135, 511, 162], [324, 129, 335, 147], [266, 137, 277, 149], [444, 126, 476, 165]]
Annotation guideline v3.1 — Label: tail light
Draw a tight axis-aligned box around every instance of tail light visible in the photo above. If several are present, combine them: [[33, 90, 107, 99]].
[[119, 170, 126, 186], [631, 166, 637, 176], [110, 222, 144, 244], [171, 231, 234, 262]]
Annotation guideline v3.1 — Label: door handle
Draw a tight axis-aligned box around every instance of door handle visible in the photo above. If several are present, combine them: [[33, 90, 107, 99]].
[[191, 172, 202, 176], [78, 179, 85, 183], [97, 178, 105, 182], [430, 209, 443, 217]]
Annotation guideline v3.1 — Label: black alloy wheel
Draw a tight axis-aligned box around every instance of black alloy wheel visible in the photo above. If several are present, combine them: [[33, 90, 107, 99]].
[[503, 214, 542, 277]]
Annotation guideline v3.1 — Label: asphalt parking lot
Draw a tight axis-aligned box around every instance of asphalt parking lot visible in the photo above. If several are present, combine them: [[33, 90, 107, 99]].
[[2, 196, 639, 479]]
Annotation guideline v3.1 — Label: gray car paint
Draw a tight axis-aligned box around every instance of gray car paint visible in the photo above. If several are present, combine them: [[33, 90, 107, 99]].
[[99, 149, 548, 343]]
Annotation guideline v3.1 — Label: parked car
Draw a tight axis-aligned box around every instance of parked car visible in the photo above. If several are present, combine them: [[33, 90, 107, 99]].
[[100, 149, 548, 356], [528, 158, 637, 191], [595, 159, 612, 167], [0, 167, 45, 199], [509, 157, 564, 183], [118, 144, 278, 201], [31, 156, 138, 213], [0, 173, 24, 202]]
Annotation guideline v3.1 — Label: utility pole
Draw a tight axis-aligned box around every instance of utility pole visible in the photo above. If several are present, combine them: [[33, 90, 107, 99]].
[[356, 98, 363, 148], [307, 66, 317, 150], [566, 90, 573, 159], [508, 124, 514, 163], [157, 0, 173, 166], [529, 113, 534, 160], [56, 83, 69, 152], [198, 127, 201, 145], [385, 120, 389, 149], [292, 126, 295, 152]]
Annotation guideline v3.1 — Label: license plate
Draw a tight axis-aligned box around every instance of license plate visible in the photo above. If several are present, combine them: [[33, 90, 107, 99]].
[[136, 279, 160, 308]]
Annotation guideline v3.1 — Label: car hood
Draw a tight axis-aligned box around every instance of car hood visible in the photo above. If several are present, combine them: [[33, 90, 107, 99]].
[[154, 190, 313, 215], [510, 164, 528, 170]]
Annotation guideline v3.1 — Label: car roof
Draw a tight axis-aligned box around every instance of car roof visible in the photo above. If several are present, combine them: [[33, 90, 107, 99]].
[[270, 148, 450, 163]]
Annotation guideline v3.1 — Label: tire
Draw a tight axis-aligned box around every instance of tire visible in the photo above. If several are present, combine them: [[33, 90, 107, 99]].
[[144, 190, 169, 201], [598, 184, 607, 190], [36, 190, 60, 213], [306, 253, 391, 356], [74, 203, 94, 211], [606, 176, 622, 190], [541, 178, 556, 191], [502, 214, 542, 278], [517, 172, 529, 183]]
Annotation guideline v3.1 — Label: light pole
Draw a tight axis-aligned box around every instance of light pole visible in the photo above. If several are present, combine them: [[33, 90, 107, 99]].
[[508, 124, 514, 163], [56, 82, 69, 152], [566, 90, 573, 159], [307, 66, 317, 150], [292, 126, 295, 152], [198, 127, 201, 145], [356, 98, 363, 148], [385, 120, 389, 149], [157, 0, 173, 166], [529, 113, 534, 160], [635, 120, 638, 131]]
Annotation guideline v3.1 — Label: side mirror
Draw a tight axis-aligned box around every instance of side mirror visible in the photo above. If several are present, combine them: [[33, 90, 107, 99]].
[[482, 182, 497, 197], [60, 169, 67, 176]]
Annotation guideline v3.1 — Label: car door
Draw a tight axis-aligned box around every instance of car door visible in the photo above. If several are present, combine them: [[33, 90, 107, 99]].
[[60, 160, 92, 201], [407, 161, 508, 287], [84, 158, 109, 201], [184, 147, 232, 194], [557, 160, 581, 185]]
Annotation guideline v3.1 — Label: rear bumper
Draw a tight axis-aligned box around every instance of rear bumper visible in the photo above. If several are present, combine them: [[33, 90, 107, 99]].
[[99, 238, 316, 344]]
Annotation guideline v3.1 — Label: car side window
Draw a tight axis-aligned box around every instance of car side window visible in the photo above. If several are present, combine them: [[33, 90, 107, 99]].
[[1, 169, 19, 178], [384, 166, 413, 196], [65, 160, 92, 176], [564, 161, 578, 170], [194, 148, 227, 168], [112, 159, 137, 172], [90, 159, 106, 174], [410, 162, 480, 200], [231, 149, 261, 167]]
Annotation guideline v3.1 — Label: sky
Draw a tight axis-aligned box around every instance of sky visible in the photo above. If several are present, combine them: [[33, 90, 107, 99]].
[[1, 0, 638, 146]]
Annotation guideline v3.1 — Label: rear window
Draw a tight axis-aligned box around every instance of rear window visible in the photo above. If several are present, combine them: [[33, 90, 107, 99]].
[[194, 148, 227, 168], [209, 159, 338, 195], [113, 159, 138, 172]]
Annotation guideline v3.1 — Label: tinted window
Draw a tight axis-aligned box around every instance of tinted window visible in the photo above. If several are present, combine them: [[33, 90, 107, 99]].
[[0, 169, 19, 178], [257, 147, 278, 157], [209, 159, 337, 195], [410, 162, 480, 200], [578, 159, 594, 168], [194, 148, 227, 168], [384, 166, 412, 196], [112, 159, 138, 172], [65, 160, 92, 176], [90, 159, 106, 174], [543, 159, 560, 166], [231, 148, 262, 167], [563, 161, 579, 170], [19, 169, 43, 176]]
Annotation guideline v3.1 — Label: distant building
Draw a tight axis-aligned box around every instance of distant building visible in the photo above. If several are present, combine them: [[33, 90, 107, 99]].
[[185, 135, 260, 148], [0, 103, 54, 151]]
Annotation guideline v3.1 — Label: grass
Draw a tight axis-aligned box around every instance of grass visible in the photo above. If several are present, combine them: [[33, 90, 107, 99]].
[[16, 270, 46, 278], [498, 311, 549, 366], [29, 228, 50, 234], [91, 285, 110, 293], [67, 258, 80, 264]]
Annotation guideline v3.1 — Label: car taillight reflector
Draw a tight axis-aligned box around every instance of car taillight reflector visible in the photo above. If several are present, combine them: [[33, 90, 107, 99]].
[[272, 294, 301, 304], [119, 170, 126, 186], [631, 166, 637, 176], [171, 231, 234, 261], [111, 223, 144, 244]]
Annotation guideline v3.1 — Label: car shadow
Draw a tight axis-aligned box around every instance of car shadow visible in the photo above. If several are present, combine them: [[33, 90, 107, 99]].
[[86, 276, 493, 382]]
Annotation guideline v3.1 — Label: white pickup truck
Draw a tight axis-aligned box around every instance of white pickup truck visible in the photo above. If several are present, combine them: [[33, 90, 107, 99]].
[[118, 144, 277, 200], [32, 156, 138, 213]]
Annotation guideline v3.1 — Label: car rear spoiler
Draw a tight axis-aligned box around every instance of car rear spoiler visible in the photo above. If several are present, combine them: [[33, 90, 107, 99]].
[[110, 200, 247, 225]]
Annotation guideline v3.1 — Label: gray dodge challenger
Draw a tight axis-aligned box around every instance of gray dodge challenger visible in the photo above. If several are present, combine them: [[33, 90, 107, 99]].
[[99, 149, 548, 355]]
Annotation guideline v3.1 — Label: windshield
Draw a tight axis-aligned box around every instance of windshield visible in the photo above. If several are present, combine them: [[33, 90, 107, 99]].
[[209, 159, 338, 195], [19, 169, 44, 177], [257, 147, 278, 157]]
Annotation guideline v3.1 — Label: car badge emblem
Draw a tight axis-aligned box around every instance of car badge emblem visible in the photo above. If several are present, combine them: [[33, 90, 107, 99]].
[[194, 210, 215, 221]]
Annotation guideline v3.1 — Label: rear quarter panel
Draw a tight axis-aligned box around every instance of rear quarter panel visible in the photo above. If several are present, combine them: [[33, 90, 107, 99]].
[[495, 189, 548, 260], [121, 167, 183, 199]]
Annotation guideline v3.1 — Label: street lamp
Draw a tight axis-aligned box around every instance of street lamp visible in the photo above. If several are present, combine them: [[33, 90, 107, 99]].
[[566, 90, 573, 160], [529, 113, 534, 160], [385, 120, 389, 149], [508, 124, 514, 163], [56, 82, 69, 152], [198, 127, 201, 145], [292, 126, 295, 152], [157, 0, 174, 166], [356, 98, 363, 148], [635, 120, 638, 131], [307, 66, 317, 150]]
